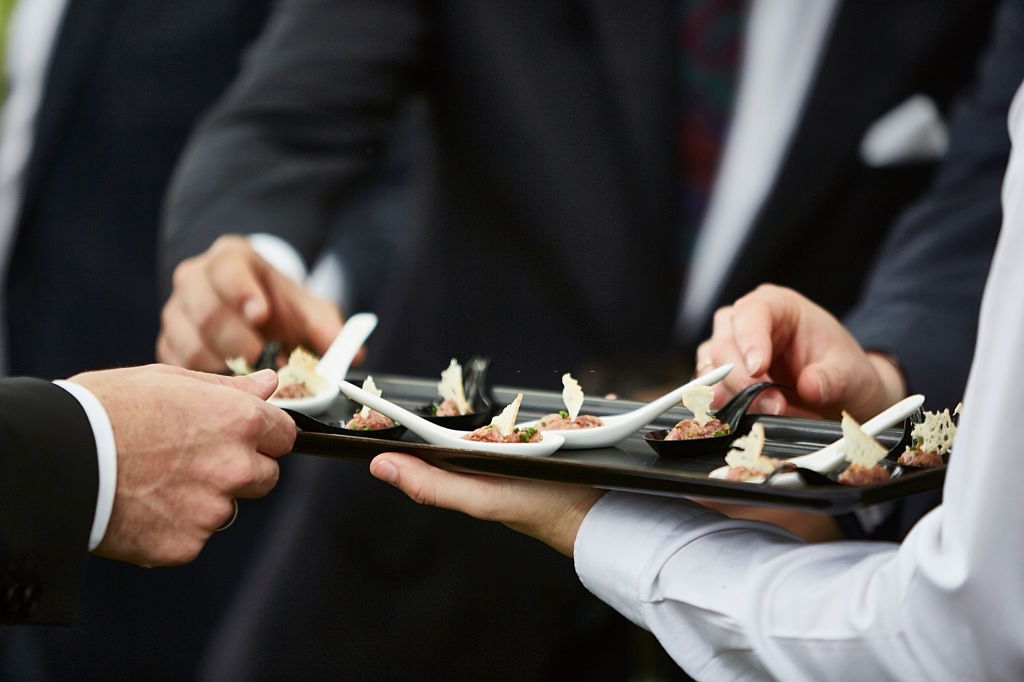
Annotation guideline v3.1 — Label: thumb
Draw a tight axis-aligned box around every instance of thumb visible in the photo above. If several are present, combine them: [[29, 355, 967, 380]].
[[187, 367, 281, 399], [227, 368, 280, 400]]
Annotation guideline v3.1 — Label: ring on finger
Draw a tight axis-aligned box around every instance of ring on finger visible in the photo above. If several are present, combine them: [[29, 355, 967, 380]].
[[215, 493, 238, 532]]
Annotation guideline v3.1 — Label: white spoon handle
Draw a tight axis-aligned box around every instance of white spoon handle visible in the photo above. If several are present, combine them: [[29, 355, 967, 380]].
[[708, 393, 925, 482], [316, 312, 378, 382], [786, 394, 924, 472]]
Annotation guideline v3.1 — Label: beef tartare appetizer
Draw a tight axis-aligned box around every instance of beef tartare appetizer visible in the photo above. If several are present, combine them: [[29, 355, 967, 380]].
[[836, 411, 890, 485], [897, 406, 958, 468], [722, 423, 780, 481], [537, 373, 605, 430], [666, 385, 730, 440], [228, 346, 328, 400], [345, 376, 396, 430], [464, 393, 542, 443]]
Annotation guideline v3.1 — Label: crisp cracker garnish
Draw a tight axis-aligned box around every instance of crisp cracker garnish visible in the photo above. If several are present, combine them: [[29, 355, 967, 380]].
[[226, 356, 253, 376], [561, 373, 584, 421], [724, 423, 774, 474], [438, 358, 471, 415], [358, 375, 382, 417], [911, 408, 958, 456], [682, 385, 715, 427], [840, 411, 888, 467], [490, 392, 524, 436]]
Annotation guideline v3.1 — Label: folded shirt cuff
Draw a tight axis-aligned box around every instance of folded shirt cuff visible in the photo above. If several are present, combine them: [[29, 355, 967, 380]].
[[54, 380, 117, 551], [248, 233, 308, 284], [574, 491, 726, 627]]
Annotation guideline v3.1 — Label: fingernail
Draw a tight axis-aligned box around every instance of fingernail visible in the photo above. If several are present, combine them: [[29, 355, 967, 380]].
[[744, 350, 763, 376], [815, 370, 829, 404], [760, 395, 783, 415], [370, 458, 398, 485], [252, 368, 277, 382], [243, 298, 263, 322]]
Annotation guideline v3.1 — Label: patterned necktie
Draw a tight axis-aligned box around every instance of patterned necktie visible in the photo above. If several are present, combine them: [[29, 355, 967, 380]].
[[677, 0, 744, 254]]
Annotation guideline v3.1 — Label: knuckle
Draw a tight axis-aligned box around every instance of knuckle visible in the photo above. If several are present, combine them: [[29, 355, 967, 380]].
[[246, 458, 280, 496], [234, 402, 266, 436], [221, 454, 260, 489]]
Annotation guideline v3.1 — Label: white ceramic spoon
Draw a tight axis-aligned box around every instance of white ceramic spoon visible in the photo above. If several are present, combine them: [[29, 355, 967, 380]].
[[270, 312, 378, 414], [339, 380, 565, 456], [707, 393, 925, 484], [519, 364, 734, 450]]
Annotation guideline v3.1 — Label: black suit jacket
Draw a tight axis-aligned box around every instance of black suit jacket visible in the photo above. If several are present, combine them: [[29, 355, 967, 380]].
[[0, 378, 96, 625], [1, 0, 275, 678], [161, 1, 1000, 680], [4, 0, 271, 379], [846, 0, 1023, 414], [163, 0, 997, 391], [837, 0, 1024, 542]]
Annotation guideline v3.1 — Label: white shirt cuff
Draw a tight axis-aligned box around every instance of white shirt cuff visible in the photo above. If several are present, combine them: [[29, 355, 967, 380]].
[[248, 232, 350, 307], [248, 233, 308, 285], [574, 492, 729, 627], [54, 380, 117, 551]]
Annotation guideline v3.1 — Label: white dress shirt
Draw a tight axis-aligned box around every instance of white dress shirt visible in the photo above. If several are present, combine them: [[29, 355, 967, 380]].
[[574, 80, 1024, 681]]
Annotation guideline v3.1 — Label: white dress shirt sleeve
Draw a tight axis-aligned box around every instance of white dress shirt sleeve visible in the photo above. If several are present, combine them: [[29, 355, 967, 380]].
[[248, 232, 350, 307], [574, 80, 1024, 682], [247, 233, 309, 285], [53, 380, 116, 552]]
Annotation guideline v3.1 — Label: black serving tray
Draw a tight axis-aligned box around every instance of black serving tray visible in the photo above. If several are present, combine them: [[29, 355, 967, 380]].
[[289, 373, 945, 514]]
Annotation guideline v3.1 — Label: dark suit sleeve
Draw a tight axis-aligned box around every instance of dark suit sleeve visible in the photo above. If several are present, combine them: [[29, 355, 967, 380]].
[[1, 378, 99, 625], [159, 0, 423, 296], [839, 1, 1024, 542], [843, 0, 1024, 414]]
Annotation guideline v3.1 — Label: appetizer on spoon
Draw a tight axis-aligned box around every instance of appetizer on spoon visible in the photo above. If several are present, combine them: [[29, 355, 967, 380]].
[[266, 312, 378, 414], [340, 380, 564, 456], [420, 356, 496, 430], [707, 393, 926, 484], [642, 380, 781, 457], [518, 364, 734, 450], [897, 405, 958, 468]]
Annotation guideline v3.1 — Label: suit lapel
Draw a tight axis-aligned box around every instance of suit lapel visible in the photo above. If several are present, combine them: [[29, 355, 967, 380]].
[[20, 0, 123, 216]]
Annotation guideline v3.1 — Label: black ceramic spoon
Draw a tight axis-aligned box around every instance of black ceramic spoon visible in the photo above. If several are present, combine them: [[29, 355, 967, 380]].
[[643, 381, 784, 458], [283, 407, 407, 440]]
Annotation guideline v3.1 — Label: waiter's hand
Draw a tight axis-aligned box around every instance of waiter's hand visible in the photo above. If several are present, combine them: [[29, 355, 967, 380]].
[[370, 453, 604, 557], [158, 235, 343, 372], [695, 284, 905, 421]]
